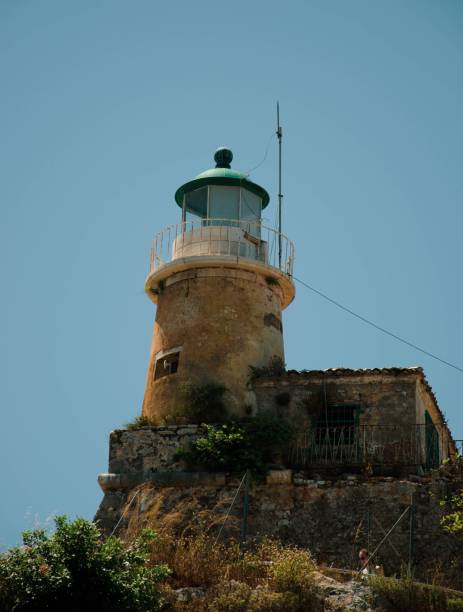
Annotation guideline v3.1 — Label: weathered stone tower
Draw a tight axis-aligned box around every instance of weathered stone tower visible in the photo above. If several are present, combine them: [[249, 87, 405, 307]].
[[141, 147, 295, 423]]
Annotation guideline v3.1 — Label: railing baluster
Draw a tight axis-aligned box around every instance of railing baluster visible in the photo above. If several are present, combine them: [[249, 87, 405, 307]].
[[147, 218, 296, 281], [286, 424, 442, 470]]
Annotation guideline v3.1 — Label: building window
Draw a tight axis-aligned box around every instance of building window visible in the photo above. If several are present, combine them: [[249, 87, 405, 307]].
[[316, 404, 359, 445], [154, 349, 181, 381]]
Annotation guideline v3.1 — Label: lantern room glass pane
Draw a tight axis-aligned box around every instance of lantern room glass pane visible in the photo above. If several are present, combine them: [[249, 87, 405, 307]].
[[240, 189, 261, 237], [240, 189, 261, 220], [185, 187, 207, 218], [208, 186, 240, 222]]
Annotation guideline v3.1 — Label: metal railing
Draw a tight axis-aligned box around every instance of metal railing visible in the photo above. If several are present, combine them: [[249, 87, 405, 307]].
[[149, 218, 295, 277], [288, 425, 442, 468]]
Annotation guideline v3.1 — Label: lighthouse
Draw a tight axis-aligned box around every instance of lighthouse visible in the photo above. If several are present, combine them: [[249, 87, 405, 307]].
[[141, 147, 295, 423]]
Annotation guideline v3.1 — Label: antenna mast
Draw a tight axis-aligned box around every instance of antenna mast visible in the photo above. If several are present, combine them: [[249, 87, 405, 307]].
[[276, 102, 283, 268]]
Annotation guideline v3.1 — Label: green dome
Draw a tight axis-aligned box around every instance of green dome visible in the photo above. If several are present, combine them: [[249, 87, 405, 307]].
[[174, 148, 270, 209]]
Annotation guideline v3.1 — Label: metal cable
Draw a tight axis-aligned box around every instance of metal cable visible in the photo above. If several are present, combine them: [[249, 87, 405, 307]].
[[244, 133, 276, 177], [109, 489, 141, 537], [293, 275, 463, 374], [213, 472, 247, 546], [357, 505, 410, 575]]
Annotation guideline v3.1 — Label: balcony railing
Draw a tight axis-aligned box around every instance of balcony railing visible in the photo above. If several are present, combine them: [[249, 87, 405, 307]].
[[288, 425, 443, 469], [149, 219, 295, 277]]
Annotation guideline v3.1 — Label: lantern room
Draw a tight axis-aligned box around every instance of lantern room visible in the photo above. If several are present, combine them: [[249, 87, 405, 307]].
[[145, 147, 295, 309], [174, 147, 269, 237]]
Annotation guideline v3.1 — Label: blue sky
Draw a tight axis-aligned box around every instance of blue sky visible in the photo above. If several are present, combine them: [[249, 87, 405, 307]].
[[1, 0, 462, 547]]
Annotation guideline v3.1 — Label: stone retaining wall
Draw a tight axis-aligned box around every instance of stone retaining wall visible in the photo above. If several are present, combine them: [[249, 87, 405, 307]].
[[107, 425, 201, 475], [95, 466, 463, 585]]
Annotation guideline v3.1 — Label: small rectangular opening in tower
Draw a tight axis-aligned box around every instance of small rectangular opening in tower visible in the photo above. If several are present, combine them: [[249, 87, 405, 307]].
[[154, 350, 180, 381]]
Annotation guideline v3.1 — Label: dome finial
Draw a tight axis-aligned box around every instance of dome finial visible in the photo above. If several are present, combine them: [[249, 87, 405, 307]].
[[214, 147, 233, 169]]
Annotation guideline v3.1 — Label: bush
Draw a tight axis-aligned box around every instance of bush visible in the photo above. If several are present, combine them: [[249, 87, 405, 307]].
[[207, 580, 253, 611], [369, 570, 459, 612], [0, 516, 169, 612], [441, 489, 463, 534], [248, 587, 298, 611], [268, 546, 321, 611], [269, 546, 316, 592], [179, 414, 294, 474]]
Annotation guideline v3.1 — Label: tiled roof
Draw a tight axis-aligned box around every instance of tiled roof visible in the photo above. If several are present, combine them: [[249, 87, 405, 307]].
[[284, 366, 424, 378]]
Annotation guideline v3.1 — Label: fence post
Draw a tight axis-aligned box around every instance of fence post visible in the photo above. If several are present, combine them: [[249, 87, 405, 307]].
[[408, 492, 415, 570], [367, 498, 371, 556], [240, 470, 251, 549]]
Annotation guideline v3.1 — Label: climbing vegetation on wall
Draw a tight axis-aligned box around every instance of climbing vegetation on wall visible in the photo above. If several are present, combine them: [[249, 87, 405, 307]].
[[177, 413, 294, 474]]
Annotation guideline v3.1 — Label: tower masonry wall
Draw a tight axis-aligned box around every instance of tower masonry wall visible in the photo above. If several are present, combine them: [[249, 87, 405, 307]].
[[142, 267, 286, 423]]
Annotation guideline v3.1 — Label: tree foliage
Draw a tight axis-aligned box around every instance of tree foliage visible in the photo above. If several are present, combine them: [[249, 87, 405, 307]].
[[0, 516, 169, 612], [441, 489, 463, 534]]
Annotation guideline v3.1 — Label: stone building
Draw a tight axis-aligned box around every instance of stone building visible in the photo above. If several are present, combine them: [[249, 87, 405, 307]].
[[255, 367, 455, 474], [95, 147, 459, 576]]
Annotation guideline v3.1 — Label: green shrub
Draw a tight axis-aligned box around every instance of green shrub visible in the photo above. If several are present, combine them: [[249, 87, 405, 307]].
[[248, 588, 298, 611], [0, 516, 169, 612], [179, 414, 294, 474], [208, 580, 252, 611], [441, 489, 463, 534], [269, 547, 316, 592], [269, 547, 322, 611], [369, 571, 453, 612]]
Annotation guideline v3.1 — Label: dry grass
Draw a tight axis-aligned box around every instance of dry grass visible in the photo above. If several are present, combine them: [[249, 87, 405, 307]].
[[142, 531, 323, 611], [369, 571, 463, 612], [148, 532, 269, 589], [122, 483, 243, 544], [148, 531, 463, 611]]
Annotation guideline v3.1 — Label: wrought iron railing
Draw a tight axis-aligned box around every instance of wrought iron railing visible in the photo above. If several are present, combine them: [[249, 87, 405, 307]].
[[149, 219, 295, 277], [288, 425, 442, 468]]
